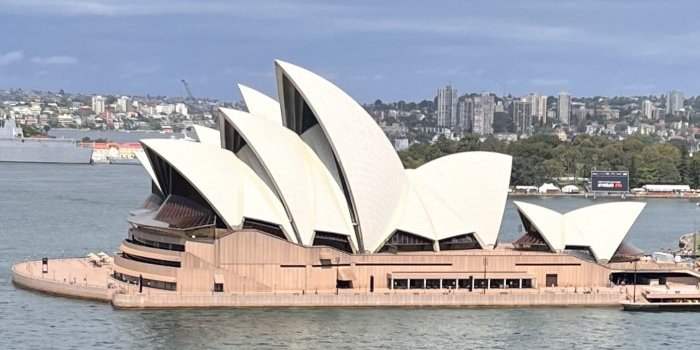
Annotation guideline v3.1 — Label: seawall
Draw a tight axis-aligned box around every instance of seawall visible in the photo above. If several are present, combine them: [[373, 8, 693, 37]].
[[111, 291, 622, 309], [12, 258, 623, 309]]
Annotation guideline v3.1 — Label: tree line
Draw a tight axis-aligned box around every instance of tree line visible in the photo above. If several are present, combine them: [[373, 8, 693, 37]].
[[399, 134, 700, 188]]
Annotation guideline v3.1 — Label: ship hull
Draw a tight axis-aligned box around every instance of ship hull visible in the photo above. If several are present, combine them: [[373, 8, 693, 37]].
[[0, 139, 93, 164]]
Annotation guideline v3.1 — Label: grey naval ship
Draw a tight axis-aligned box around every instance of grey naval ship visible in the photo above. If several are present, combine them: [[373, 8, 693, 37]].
[[0, 117, 93, 164]]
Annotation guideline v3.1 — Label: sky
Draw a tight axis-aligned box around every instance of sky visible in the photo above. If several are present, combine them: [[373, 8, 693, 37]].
[[1, 0, 700, 102]]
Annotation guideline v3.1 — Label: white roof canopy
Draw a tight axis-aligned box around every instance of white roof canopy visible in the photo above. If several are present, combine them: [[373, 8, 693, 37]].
[[411, 152, 512, 248], [141, 139, 296, 242], [237, 84, 283, 125], [219, 107, 356, 250], [514, 201, 646, 261], [275, 60, 409, 252]]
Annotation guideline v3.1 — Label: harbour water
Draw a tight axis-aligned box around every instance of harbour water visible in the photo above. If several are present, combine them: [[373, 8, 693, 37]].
[[1, 163, 700, 349]]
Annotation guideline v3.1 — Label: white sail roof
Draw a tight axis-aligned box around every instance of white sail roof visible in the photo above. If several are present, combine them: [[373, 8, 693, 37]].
[[140, 139, 296, 243], [189, 125, 221, 146], [406, 171, 479, 246], [219, 107, 356, 250], [238, 84, 283, 124], [513, 201, 646, 261], [134, 149, 161, 192], [275, 60, 408, 252], [411, 152, 512, 248]]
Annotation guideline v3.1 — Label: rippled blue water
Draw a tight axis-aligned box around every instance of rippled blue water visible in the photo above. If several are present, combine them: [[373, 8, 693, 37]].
[[1, 163, 699, 350]]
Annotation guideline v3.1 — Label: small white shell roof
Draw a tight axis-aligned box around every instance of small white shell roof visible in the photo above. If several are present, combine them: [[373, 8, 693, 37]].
[[513, 201, 646, 261], [411, 152, 512, 248], [238, 84, 283, 124], [190, 125, 221, 146], [219, 107, 356, 249], [140, 139, 295, 242], [275, 60, 409, 252], [134, 149, 161, 192], [512, 201, 566, 250]]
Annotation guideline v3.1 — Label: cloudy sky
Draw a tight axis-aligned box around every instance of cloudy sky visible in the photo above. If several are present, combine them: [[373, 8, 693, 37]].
[[1, 0, 699, 101]]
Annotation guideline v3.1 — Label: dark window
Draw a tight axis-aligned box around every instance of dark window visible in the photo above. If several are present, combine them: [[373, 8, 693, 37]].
[[392, 279, 408, 289], [438, 234, 481, 251], [610, 241, 644, 263], [489, 279, 505, 289], [155, 195, 216, 229], [609, 272, 696, 286], [409, 279, 425, 289], [336, 280, 353, 289], [313, 231, 353, 253], [513, 212, 552, 251], [474, 279, 488, 289], [564, 245, 596, 262], [426, 279, 441, 289], [112, 271, 176, 291], [546, 274, 558, 287], [121, 253, 181, 268], [442, 279, 457, 289], [506, 279, 520, 288], [458, 278, 473, 290], [281, 74, 320, 135], [521, 279, 533, 288], [243, 218, 287, 240], [222, 118, 247, 153], [379, 230, 434, 253], [214, 283, 224, 292], [127, 236, 185, 252]]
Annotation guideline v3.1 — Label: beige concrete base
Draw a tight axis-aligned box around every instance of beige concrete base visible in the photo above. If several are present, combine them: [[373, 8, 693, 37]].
[[12, 258, 116, 302], [12, 258, 625, 309], [111, 291, 623, 309]]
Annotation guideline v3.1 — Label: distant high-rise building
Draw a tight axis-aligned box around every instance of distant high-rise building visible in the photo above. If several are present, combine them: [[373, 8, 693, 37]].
[[512, 98, 532, 134], [175, 102, 189, 117], [666, 90, 684, 115], [653, 107, 665, 120], [641, 100, 653, 119], [116, 96, 129, 113], [436, 85, 458, 128], [571, 104, 588, 125], [91, 95, 105, 114], [471, 93, 495, 135], [457, 98, 474, 130], [557, 92, 571, 125], [527, 93, 547, 124]]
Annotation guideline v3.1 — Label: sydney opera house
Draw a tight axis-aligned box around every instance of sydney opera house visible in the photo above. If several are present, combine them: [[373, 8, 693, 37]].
[[114, 60, 655, 294], [13, 60, 700, 307]]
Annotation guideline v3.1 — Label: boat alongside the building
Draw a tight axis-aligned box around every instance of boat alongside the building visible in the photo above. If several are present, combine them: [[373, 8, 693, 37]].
[[622, 286, 700, 311], [0, 117, 93, 164]]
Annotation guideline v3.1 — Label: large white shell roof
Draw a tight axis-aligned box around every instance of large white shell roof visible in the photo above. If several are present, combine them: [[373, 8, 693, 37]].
[[411, 152, 512, 248], [141, 139, 296, 242], [189, 125, 221, 146], [513, 201, 646, 261], [275, 60, 409, 252], [237, 84, 283, 124], [219, 107, 356, 250]]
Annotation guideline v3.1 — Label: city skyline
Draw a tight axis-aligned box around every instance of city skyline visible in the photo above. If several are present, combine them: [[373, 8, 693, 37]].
[[2, 0, 700, 102]]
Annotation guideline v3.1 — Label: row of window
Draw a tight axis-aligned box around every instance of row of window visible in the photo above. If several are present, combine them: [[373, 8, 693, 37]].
[[391, 278, 534, 290], [112, 271, 177, 291], [121, 252, 181, 268], [127, 236, 185, 252], [380, 231, 482, 253]]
